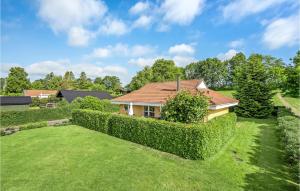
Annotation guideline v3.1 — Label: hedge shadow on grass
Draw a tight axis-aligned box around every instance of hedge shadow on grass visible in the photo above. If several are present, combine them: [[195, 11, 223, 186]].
[[241, 118, 299, 191]]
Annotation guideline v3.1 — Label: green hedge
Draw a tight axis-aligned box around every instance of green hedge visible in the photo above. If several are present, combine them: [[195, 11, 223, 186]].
[[19, 121, 48, 130], [277, 107, 300, 181], [1, 106, 71, 127], [72, 110, 237, 159]]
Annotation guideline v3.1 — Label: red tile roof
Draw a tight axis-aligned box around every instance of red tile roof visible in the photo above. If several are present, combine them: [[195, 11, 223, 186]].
[[112, 80, 238, 106], [24, 90, 58, 97]]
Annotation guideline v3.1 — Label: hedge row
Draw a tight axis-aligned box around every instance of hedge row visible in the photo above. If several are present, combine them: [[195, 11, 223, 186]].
[[1, 106, 72, 127], [72, 109, 237, 159], [277, 107, 300, 181]]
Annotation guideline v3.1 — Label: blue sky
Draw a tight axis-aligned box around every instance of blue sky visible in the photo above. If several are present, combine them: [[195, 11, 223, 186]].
[[1, 0, 299, 85]]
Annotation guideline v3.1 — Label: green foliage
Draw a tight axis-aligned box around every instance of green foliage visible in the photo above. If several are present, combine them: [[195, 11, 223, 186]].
[[185, 58, 228, 89], [31, 79, 45, 89], [44, 72, 63, 90], [62, 71, 75, 90], [19, 121, 48, 130], [1, 107, 71, 127], [127, 59, 184, 91], [30, 95, 60, 107], [227, 52, 246, 87], [262, 56, 286, 90], [234, 54, 274, 118], [281, 51, 300, 97], [76, 72, 93, 89], [161, 90, 209, 123], [79, 96, 104, 111], [70, 97, 83, 109], [277, 107, 300, 181], [5, 67, 30, 93], [72, 110, 237, 159]]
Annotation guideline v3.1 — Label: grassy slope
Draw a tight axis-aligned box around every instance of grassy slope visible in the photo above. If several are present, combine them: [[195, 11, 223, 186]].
[[217, 90, 285, 106], [283, 96, 300, 111], [1, 120, 298, 191]]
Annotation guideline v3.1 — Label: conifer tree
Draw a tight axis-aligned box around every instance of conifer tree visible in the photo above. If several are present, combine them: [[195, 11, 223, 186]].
[[234, 54, 273, 118]]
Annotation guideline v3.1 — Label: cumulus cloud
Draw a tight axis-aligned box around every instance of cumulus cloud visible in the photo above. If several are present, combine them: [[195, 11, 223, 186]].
[[168, 43, 195, 55], [128, 57, 156, 67], [262, 15, 300, 49], [221, 0, 286, 22], [67, 26, 94, 46], [3, 60, 128, 81], [88, 43, 156, 58], [173, 55, 196, 67], [217, 49, 238, 61], [38, 0, 107, 46], [100, 17, 128, 36], [133, 15, 153, 28], [228, 39, 244, 48], [161, 0, 205, 25], [129, 1, 150, 15]]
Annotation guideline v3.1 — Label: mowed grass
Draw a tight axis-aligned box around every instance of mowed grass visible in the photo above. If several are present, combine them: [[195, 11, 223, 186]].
[[1, 120, 299, 191]]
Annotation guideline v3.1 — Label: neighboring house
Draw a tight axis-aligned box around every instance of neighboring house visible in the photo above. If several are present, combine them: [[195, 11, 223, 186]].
[[56, 90, 113, 103], [24, 90, 58, 99], [0, 96, 32, 111], [111, 79, 238, 121]]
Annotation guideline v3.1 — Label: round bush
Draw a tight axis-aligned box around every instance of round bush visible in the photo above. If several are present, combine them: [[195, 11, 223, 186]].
[[79, 96, 104, 111], [161, 90, 209, 123]]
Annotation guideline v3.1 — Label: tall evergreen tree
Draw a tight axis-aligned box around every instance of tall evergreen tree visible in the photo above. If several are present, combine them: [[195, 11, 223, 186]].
[[234, 54, 273, 118], [62, 71, 75, 89], [5, 67, 30, 93], [76, 72, 92, 89]]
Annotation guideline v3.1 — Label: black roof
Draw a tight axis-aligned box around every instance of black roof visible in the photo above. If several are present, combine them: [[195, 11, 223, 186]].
[[56, 90, 113, 103], [0, 96, 32, 106]]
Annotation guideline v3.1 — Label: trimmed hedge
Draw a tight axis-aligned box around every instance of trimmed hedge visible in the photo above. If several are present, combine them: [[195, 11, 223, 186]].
[[277, 107, 300, 181], [1, 106, 71, 127], [19, 121, 48, 130], [72, 109, 237, 159]]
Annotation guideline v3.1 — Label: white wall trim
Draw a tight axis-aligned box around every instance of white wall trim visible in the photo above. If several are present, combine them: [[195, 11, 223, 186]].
[[209, 102, 238, 110], [111, 101, 162, 107]]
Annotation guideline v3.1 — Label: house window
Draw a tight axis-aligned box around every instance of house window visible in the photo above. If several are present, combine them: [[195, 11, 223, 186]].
[[124, 104, 129, 112], [144, 106, 155, 117]]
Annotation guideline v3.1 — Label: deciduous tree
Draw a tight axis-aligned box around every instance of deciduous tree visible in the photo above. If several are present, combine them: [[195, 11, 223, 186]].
[[5, 67, 30, 93]]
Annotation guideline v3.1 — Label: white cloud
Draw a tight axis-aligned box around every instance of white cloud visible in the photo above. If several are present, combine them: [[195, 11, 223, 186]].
[[161, 0, 205, 25], [129, 1, 150, 15], [228, 39, 244, 48], [88, 43, 156, 59], [38, 0, 106, 47], [133, 15, 153, 28], [68, 26, 93, 46], [38, 0, 107, 32], [9, 60, 128, 81], [128, 57, 156, 67], [217, 49, 238, 61], [173, 55, 196, 67], [100, 18, 128, 36], [90, 48, 111, 58], [168, 44, 195, 55], [221, 0, 286, 22], [262, 15, 300, 49]]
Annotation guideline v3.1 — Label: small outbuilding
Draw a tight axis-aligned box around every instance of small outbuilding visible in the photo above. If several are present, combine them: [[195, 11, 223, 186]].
[[0, 96, 32, 111], [56, 90, 113, 103]]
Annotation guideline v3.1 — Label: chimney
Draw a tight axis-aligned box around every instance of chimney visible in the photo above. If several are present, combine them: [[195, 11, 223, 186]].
[[176, 74, 180, 91]]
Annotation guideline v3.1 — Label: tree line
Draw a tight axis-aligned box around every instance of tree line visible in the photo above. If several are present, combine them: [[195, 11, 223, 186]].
[[1, 70, 122, 96], [1, 51, 299, 98]]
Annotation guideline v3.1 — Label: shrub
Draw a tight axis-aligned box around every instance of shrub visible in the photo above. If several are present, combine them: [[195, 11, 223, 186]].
[[70, 97, 83, 109], [161, 90, 209, 123], [277, 107, 300, 181], [79, 96, 104, 111], [72, 110, 237, 159], [1, 106, 71, 127], [19, 121, 48, 130]]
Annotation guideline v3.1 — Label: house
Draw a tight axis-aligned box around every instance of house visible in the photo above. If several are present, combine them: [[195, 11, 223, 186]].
[[111, 79, 238, 121], [24, 90, 58, 99], [0, 96, 32, 111], [56, 90, 113, 103]]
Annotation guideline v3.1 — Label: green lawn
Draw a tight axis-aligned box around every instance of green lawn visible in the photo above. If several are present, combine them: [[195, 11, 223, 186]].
[[1, 119, 298, 191]]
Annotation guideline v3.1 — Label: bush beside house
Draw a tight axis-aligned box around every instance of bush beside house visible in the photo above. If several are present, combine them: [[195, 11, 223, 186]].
[[72, 109, 237, 159]]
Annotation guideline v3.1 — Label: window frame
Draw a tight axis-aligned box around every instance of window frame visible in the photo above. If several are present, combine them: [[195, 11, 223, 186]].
[[144, 106, 155, 117]]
